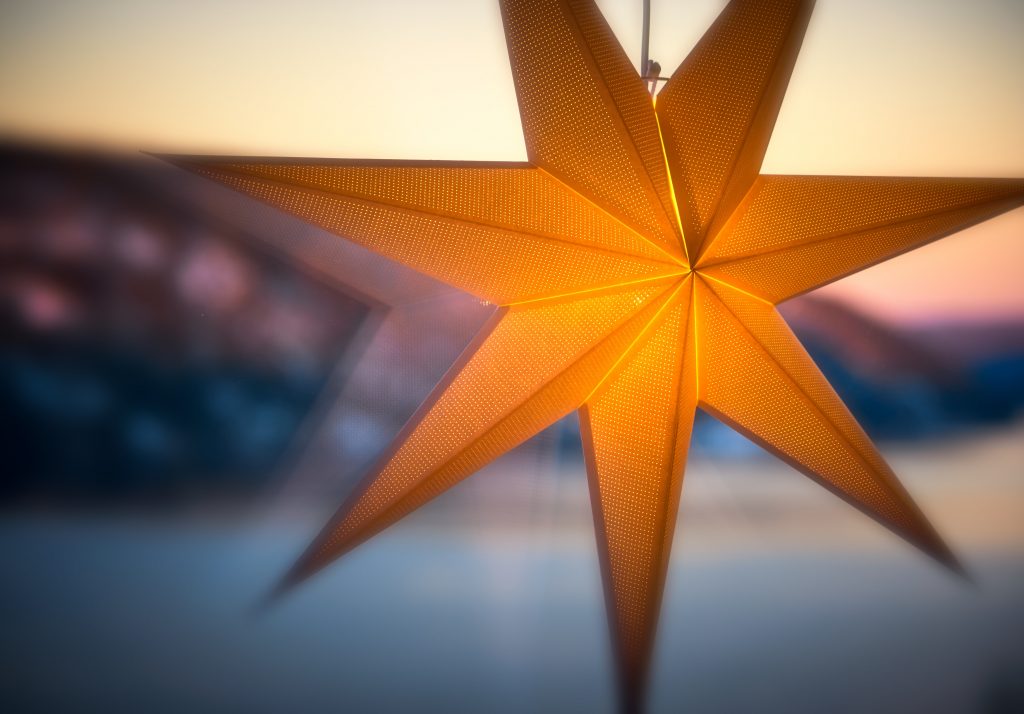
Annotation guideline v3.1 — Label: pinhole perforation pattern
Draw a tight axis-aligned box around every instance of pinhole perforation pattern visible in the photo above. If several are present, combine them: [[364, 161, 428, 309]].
[[501, 0, 683, 258], [698, 176, 1024, 302], [564, 0, 682, 244], [186, 163, 680, 306], [214, 161, 673, 263], [163, 0, 1024, 707], [695, 277, 952, 562], [582, 284, 697, 693], [300, 280, 681, 574], [656, 0, 811, 258]]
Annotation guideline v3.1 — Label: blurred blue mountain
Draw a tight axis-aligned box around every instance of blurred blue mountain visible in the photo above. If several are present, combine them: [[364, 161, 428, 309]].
[[1, 144, 1022, 500]]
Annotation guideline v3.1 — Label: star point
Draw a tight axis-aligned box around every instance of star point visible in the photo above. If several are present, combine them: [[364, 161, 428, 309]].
[[168, 0, 1024, 709]]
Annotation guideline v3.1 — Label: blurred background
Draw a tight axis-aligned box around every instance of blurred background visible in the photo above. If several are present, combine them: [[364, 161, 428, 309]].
[[1, 1, 1023, 713]]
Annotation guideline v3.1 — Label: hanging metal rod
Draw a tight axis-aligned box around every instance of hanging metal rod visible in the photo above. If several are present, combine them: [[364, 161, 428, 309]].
[[641, 0, 651, 76], [640, 0, 662, 95]]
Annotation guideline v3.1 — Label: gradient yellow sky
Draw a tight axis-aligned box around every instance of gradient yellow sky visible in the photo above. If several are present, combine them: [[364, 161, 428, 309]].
[[1, 0, 1021, 322]]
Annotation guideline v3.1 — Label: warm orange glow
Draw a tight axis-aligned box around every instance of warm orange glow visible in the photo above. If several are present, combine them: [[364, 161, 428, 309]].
[[171, 0, 1024, 709]]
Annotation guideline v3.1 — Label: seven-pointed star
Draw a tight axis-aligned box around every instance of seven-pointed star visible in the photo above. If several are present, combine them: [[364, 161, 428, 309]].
[[170, 0, 1024, 709]]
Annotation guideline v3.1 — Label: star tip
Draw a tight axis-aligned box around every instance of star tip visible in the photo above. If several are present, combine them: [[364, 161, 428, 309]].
[[145, 152, 199, 170], [249, 585, 285, 619], [932, 544, 974, 586], [250, 562, 310, 618], [146, 152, 232, 173], [945, 554, 975, 587], [139, 149, 175, 161], [617, 679, 647, 714]]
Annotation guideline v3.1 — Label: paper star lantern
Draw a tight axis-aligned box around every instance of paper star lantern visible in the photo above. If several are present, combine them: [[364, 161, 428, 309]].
[[170, 0, 1024, 709]]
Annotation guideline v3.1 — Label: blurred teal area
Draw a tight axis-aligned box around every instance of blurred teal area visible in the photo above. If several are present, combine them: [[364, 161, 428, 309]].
[[1, 144, 1023, 713], [3, 437, 1024, 713]]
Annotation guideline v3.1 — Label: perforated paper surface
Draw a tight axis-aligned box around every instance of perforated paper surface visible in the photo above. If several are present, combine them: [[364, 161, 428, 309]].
[[170, 0, 1024, 708]]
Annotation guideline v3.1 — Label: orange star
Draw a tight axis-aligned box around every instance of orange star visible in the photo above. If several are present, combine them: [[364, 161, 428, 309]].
[[170, 0, 1024, 709]]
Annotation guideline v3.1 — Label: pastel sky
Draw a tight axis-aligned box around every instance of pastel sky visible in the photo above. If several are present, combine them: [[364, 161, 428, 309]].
[[1, 0, 1021, 323]]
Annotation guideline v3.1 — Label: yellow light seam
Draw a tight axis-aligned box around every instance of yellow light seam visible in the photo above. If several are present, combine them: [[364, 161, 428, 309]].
[[503, 270, 686, 308], [581, 279, 688, 405]]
